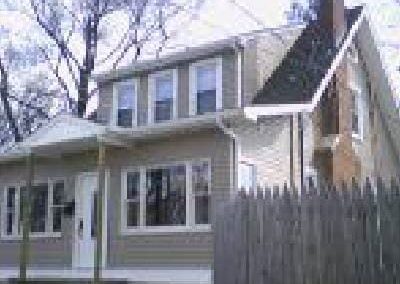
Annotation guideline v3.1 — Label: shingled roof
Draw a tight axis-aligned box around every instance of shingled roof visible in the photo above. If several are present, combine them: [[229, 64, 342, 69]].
[[253, 6, 364, 105]]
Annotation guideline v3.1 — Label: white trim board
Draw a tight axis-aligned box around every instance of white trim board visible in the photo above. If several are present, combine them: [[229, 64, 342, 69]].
[[0, 268, 211, 283]]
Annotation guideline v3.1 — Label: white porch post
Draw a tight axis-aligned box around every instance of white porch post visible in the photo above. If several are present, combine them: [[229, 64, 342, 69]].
[[94, 142, 106, 283]]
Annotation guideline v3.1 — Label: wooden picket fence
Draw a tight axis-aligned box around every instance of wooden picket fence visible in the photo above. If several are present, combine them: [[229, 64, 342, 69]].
[[214, 178, 400, 284]]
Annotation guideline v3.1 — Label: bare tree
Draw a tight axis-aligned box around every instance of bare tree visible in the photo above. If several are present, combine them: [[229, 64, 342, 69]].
[[0, 28, 56, 148], [25, 0, 203, 117]]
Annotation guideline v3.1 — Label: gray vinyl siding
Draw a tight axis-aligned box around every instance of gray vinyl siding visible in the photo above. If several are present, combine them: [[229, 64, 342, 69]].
[[106, 129, 231, 267], [178, 65, 190, 118], [222, 53, 238, 109], [97, 82, 113, 125], [137, 75, 148, 126], [97, 52, 239, 126], [0, 153, 98, 268]]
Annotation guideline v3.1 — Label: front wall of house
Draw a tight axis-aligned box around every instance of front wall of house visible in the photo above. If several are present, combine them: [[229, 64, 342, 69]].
[[106, 129, 231, 267], [0, 129, 232, 268], [97, 52, 238, 127], [0, 153, 98, 267]]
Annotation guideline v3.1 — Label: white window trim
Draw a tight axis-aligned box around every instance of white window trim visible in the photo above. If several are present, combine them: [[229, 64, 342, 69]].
[[1, 179, 65, 240], [189, 57, 223, 116], [349, 85, 364, 141], [148, 69, 178, 124], [120, 159, 212, 235], [112, 78, 138, 127]]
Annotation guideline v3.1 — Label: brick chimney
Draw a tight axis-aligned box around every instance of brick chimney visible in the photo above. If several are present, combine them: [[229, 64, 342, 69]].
[[311, 0, 362, 184], [313, 0, 346, 47]]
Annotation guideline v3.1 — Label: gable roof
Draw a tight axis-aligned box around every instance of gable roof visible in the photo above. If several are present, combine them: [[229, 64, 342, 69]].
[[253, 6, 364, 105]]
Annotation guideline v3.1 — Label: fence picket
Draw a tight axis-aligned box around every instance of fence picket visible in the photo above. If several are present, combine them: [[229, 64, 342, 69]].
[[214, 179, 400, 283]]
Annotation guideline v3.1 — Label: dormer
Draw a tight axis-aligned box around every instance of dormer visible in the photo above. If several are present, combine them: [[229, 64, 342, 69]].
[[94, 39, 242, 128]]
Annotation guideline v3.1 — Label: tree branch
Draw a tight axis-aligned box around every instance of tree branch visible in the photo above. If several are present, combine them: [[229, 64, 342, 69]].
[[30, 0, 83, 71]]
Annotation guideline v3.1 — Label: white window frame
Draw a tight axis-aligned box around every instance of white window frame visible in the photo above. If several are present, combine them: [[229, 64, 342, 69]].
[[349, 85, 363, 140], [112, 78, 138, 127], [148, 69, 178, 124], [1, 179, 65, 240], [190, 158, 212, 229], [189, 57, 223, 116], [120, 159, 212, 235]]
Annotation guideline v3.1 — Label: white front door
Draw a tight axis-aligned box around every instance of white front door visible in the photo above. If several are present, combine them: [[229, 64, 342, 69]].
[[74, 173, 98, 268]]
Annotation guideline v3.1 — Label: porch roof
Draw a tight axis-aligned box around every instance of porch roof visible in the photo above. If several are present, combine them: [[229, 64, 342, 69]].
[[0, 110, 249, 164]]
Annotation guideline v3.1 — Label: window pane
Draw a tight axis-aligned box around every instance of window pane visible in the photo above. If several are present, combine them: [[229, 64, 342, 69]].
[[195, 196, 209, 225], [197, 90, 216, 115], [127, 202, 139, 227], [351, 92, 359, 134], [53, 182, 64, 206], [31, 184, 48, 233], [91, 192, 98, 238], [197, 65, 216, 91], [146, 165, 186, 226], [155, 76, 173, 122], [118, 109, 133, 127], [117, 81, 135, 127], [118, 83, 134, 109], [7, 213, 13, 235], [19, 187, 26, 235], [52, 207, 62, 232], [127, 172, 140, 200], [7, 187, 15, 209], [192, 161, 210, 224]]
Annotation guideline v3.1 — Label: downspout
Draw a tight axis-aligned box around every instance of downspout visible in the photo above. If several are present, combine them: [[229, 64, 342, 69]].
[[290, 115, 294, 188], [217, 117, 238, 197], [298, 113, 304, 189]]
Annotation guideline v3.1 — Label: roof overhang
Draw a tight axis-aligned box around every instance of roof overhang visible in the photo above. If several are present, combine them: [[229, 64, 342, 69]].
[[247, 7, 366, 120]]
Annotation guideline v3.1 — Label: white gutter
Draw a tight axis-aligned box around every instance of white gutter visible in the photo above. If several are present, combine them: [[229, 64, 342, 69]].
[[244, 8, 366, 120]]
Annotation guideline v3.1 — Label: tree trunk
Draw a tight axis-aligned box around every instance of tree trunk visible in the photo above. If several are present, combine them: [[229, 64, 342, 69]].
[[0, 58, 22, 142], [77, 70, 89, 118]]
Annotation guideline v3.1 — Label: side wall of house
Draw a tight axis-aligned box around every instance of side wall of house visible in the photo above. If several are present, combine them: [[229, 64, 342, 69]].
[[235, 116, 295, 188], [357, 21, 400, 181]]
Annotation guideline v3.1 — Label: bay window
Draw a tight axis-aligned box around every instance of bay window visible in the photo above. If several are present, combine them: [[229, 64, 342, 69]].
[[1, 180, 64, 238], [121, 160, 211, 232], [115, 80, 137, 127], [190, 58, 222, 115]]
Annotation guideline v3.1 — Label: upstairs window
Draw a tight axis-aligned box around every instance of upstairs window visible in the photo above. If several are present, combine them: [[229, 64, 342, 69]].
[[149, 70, 177, 123], [115, 80, 136, 127], [190, 58, 222, 115]]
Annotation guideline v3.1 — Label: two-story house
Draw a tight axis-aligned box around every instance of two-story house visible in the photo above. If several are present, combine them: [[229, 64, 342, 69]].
[[0, 0, 399, 282]]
